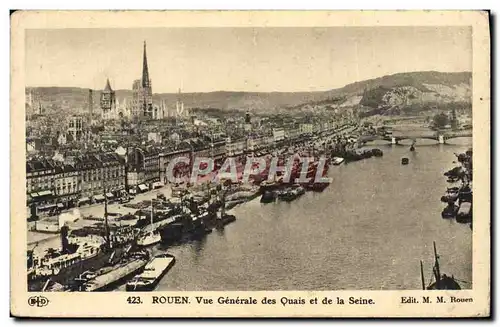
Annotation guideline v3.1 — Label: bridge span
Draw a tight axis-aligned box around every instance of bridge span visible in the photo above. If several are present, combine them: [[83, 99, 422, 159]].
[[359, 130, 472, 145]]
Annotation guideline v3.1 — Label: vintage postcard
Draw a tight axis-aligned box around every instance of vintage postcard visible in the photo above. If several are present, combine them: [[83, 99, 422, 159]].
[[10, 10, 490, 318]]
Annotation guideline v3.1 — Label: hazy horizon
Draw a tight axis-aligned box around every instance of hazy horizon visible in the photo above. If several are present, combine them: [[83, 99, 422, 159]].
[[26, 27, 472, 93], [26, 70, 472, 94]]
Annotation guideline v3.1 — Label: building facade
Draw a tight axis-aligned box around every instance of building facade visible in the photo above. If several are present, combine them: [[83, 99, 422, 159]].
[[67, 115, 84, 140], [54, 163, 80, 206], [159, 149, 191, 184], [26, 159, 57, 204], [127, 147, 160, 189], [75, 152, 126, 198]]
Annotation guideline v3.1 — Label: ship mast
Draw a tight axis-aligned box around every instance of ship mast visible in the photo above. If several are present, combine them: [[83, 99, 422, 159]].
[[104, 187, 110, 249], [420, 260, 426, 290], [433, 241, 441, 289], [151, 199, 154, 226]]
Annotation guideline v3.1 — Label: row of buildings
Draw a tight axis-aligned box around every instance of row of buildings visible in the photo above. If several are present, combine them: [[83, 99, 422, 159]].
[[25, 116, 345, 211]]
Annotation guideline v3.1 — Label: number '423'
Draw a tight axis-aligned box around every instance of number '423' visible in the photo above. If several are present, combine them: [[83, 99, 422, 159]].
[[127, 296, 142, 304]]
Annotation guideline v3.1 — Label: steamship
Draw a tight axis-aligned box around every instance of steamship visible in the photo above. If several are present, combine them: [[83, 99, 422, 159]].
[[27, 191, 133, 292]]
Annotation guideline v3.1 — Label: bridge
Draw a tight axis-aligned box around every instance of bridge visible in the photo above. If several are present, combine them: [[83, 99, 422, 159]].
[[359, 129, 472, 145]]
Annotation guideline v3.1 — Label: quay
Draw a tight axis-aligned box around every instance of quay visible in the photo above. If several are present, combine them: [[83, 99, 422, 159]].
[[28, 124, 362, 292]]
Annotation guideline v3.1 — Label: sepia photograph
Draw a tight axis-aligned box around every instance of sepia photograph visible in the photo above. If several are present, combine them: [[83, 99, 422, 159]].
[[11, 10, 490, 317]]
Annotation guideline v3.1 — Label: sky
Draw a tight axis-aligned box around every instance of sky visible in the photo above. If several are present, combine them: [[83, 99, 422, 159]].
[[25, 27, 472, 93]]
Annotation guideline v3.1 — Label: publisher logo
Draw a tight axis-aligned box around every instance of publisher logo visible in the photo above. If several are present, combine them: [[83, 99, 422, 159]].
[[28, 296, 49, 307]]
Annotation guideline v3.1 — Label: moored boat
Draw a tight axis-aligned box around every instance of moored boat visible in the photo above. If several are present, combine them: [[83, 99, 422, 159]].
[[305, 182, 329, 192], [278, 185, 305, 202], [260, 190, 277, 203], [332, 157, 345, 165], [159, 222, 183, 244], [137, 231, 161, 247], [372, 149, 384, 157], [440, 187, 460, 203], [126, 254, 176, 292], [80, 250, 150, 292], [458, 184, 473, 203], [259, 180, 280, 193], [137, 201, 162, 247], [215, 214, 236, 228], [441, 203, 458, 219], [159, 211, 211, 244], [456, 201, 472, 223], [420, 242, 461, 290]]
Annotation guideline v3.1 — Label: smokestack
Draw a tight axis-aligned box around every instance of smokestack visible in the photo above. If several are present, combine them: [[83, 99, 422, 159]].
[[30, 203, 37, 221], [60, 225, 69, 254], [88, 89, 93, 123]]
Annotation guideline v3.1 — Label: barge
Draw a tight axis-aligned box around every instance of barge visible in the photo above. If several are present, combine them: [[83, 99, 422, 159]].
[[456, 201, 472, 223], [126, 254, 176, 292], [80, 250, 149, 291]]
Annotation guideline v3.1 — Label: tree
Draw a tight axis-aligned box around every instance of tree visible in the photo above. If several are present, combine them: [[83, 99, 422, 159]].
[[432, 113, 450, 129]]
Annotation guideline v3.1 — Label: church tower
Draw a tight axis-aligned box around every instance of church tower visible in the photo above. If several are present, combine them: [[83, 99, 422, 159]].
[[132, 41, 153, 118], [100, 78, 116, 120]]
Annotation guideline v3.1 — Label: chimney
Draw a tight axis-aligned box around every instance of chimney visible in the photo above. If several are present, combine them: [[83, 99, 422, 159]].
[[60, 225, 69, 254], [88, 89, 93, 123]]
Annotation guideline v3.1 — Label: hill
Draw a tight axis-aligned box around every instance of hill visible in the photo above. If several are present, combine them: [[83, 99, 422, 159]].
[[26, 71, 472, 115]]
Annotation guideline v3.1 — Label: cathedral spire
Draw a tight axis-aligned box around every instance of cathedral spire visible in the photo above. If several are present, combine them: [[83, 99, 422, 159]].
[[142, 41, 150, 88], [104, 78, 113, 92]]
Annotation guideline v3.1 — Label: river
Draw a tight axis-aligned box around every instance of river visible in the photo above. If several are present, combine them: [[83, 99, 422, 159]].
[[124, 138, 473, 291]]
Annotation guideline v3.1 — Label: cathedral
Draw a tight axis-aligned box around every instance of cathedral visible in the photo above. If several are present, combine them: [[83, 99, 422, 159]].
[[132, 41, 153, 119]]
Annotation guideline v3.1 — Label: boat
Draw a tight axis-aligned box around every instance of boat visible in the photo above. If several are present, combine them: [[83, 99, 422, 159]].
[[441, 203, 458, 218], [137, 231, 161, 247], [372, 149, 384, 157], [225, 199, 246, 210], [28, 193, 130, 292], [401, 158, 409, 165], [159, 222, 184, 244], [332, 157, 345, 165], [28, 241, 111, 291], [456, 201, 472, 223], [215, 214, 236, 228], [159, 212, 211, 244], [305, 182, 329, 192], [137, 202, 161, 247], [260, 190, 277, 203], [440, 187, 460, 203], [458, 184, 473, 203], [126, 254, 176, 291], [259, 180, 280, 193], [444, 166, 464, 178], [410, 145, 415, 152], [278, 185, 305, 202], [80, 250, 150, 291], [420, 242, 461, 290]]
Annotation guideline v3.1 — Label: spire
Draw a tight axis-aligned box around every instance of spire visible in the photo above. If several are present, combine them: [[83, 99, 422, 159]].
[[104, 78, 113, 92], [142, 41, 150, 88]]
